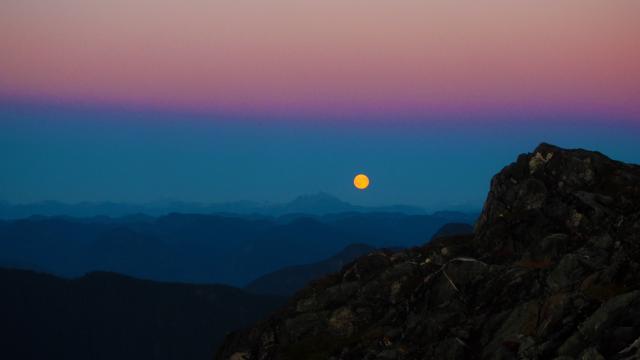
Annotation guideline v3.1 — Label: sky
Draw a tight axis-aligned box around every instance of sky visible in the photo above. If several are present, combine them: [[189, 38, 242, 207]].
[[1, 1, 639, 210]]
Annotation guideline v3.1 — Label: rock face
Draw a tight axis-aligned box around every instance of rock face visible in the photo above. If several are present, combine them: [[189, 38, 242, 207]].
[[216, 144, 640, 360]]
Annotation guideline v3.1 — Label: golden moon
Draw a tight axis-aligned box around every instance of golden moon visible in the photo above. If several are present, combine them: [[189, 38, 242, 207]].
[[353, 174, 370, 190]]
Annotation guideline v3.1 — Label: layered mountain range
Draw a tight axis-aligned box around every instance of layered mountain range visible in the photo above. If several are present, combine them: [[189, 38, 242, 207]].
[[0, 192, 445, 219], [216, 144, 640, 360], [0, 211, 472, 286]]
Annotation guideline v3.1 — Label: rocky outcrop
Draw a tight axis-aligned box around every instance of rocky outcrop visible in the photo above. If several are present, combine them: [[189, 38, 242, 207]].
[[216, 143, 640, 360]]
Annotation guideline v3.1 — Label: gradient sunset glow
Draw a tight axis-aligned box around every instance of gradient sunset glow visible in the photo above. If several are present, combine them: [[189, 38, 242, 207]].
[[1, 1, 640, 208], [1, 0, 639, 119]]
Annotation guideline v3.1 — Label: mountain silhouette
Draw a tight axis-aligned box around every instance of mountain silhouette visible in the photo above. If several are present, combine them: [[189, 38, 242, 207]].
[[0, 193, 438, 219], [245, 243, 376, 296], [216, 144, 640, 359], [430, 222, 474, 240], [0, 268, 284, 360], [0, 211, 473, 285]]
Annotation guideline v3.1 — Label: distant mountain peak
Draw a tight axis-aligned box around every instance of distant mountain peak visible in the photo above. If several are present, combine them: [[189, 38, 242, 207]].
[[289, 191, 346, 204], [0, 192, 431, 218], [282, 192, 353, 214]]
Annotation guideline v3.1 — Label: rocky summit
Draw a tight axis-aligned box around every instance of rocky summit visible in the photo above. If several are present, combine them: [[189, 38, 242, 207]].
[[216, 144, 640, 360]]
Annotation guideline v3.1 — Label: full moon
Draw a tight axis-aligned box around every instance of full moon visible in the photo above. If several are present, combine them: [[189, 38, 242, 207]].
[[353, 174, 370, 190]]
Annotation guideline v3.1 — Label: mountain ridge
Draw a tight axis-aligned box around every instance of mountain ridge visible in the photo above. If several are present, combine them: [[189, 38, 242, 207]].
[[0, 211, 474, 285], [0, 267, 285, 360], [216, 143, 640, 360], [0, 193, 450, 219], [245, 243, 377, 296]]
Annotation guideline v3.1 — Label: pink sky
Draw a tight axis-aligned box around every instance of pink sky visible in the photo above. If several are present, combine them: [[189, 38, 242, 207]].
[[1, 0, 639, 119]]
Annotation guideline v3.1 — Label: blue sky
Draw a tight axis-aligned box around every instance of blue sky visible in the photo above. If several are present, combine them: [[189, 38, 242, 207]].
[[1, 101, 639, 210]]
